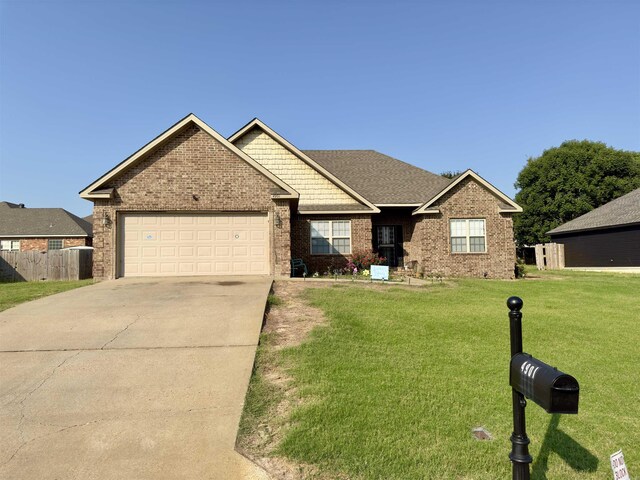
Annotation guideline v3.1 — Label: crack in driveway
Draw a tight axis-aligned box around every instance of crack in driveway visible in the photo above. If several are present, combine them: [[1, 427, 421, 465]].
[[3, 351, 81, 468], [100, 314, 141, 350]]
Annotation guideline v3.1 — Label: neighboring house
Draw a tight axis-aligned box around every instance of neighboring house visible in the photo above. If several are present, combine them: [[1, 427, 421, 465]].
[[0, 202, 93, 251], [79, 114, 522, 280], [548, 188, 640, 267]]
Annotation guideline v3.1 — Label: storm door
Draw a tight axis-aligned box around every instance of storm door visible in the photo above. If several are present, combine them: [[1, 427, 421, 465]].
[[374, 225, 404, 267]]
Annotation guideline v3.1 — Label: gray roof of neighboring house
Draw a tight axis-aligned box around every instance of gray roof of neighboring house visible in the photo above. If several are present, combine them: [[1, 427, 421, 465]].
[[0, 202, 93, 237], [548, 188, 640, 235], [303, 150, 452, 204]]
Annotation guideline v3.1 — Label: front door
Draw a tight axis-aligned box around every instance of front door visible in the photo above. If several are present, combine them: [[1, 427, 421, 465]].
[[374, 225, 403, 267]]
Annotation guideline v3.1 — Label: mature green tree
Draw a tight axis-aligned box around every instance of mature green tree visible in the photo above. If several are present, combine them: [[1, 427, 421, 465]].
[[514, 140, 640, 245]]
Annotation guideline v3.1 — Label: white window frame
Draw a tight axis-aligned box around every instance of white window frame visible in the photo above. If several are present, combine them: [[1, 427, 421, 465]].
[[1, 240, 20, 251], [449, 219, 487, 253], [310, 220, 352, 255], [48, 239, 64, 250]]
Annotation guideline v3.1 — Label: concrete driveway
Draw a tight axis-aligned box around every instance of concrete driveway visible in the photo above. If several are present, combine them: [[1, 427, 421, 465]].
[[0, 276, 272, 480]]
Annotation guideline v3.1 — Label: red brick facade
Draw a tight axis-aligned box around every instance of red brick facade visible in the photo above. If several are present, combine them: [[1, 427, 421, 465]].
[[0, 237, 90, 252], [86, 120, 518, 280], [291, 214, 372, 275], [412, 177, 516, 279], [92, 124, 291, 280]]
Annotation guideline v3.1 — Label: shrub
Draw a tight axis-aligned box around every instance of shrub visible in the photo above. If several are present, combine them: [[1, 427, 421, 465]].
[[514, 259, 526, 278], [346, 250, 386, 273]]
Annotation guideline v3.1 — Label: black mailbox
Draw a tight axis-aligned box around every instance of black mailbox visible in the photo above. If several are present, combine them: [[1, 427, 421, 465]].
[[510, 353, 579, 414]]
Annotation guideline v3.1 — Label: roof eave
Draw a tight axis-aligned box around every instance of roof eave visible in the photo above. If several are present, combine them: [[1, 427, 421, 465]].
[[298, 209, 377, 215], [375, 203, 423, 207], [0, 234, 90, 238], [548, 221, 640, 236]]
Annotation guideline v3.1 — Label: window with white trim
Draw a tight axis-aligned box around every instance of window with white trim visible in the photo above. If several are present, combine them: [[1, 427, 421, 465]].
[[311, 220, 351, 255], [48, 239, 63, 250], [450, 219, 486, 253], [0, 240, 20, 251]]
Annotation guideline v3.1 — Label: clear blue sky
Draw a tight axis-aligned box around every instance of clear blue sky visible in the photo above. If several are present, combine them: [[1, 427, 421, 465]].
[[1, 0, 638, 217]]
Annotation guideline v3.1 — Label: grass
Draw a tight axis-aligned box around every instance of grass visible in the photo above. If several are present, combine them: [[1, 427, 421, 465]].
[[248, 270, 640, 479], [0, 279, 93, 312]]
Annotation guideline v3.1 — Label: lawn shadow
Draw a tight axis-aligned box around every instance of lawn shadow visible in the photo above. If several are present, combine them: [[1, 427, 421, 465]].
[[531, 414, 598, 479]]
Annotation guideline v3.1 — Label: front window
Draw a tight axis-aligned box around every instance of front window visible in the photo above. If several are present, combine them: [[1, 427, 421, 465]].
[[311, 220, 351, 255], [450, 219, 486, 253], [48, 239, 63, 250], [0, 240, 20, 251]]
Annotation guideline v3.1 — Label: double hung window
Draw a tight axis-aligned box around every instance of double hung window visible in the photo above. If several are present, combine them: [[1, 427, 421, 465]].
[[0, 240, 20, 251], [48, 239, 63, 250], [311, 220, 351, 255], [450, 219, 486, 253]]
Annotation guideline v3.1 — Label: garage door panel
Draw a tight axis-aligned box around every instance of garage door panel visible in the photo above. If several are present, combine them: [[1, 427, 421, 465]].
[[121, 213, 269, 277], [141, 263, 158, 274], [233, 246, 248, 257], [160, 263, 177, 273], [179, 263, 195, 273]]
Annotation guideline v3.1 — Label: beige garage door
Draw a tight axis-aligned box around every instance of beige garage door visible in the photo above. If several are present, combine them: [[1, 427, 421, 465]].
[[120, 213, 270, 277]]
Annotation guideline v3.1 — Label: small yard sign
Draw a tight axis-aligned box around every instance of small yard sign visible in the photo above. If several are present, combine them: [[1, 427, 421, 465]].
[[610, 450, 630, 480], [370, 265, 389, 281]]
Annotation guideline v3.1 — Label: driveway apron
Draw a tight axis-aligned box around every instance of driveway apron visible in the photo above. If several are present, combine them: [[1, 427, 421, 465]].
[[0, 276, 272, 480]]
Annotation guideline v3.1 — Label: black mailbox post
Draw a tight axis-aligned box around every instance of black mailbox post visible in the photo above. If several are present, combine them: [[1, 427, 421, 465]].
[[507, 297, 580, 480]]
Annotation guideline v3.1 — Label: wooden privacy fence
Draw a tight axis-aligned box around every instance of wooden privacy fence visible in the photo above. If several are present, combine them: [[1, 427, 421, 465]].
[[0, 250, 93, 281], [534, 243, 565, 270]]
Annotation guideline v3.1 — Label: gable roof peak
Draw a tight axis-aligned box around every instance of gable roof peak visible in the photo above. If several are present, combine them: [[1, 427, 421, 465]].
[[79, 114, 298, 201], [229, 119, 380, 213], [412, 169, 522, 215]]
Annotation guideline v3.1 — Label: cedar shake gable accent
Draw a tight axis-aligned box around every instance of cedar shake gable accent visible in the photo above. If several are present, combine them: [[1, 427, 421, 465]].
[[229, 119, 379, 214], [413, 170, 522, 215], [79, 114, 298, 200]]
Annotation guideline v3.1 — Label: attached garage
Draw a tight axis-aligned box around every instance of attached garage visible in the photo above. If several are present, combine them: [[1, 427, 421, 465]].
[[119, 213, 270, 277]]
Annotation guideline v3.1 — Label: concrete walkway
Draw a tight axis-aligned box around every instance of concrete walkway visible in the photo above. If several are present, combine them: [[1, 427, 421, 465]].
[[0, 276, 272, 480]]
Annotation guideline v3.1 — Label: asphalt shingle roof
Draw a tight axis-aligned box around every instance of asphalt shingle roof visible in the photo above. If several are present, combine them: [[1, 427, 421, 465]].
[[303, 150, 452, 205], [0, 202, 93, 237], [547, 188, 640, 234]]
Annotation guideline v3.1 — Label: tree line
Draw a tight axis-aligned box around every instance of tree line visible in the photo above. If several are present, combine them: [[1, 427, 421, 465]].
[[513, 140, 640, 246]]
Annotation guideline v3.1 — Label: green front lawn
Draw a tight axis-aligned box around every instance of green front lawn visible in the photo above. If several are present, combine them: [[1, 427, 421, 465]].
[[250, 271, 640, 479], [0, 279, 93, 312]]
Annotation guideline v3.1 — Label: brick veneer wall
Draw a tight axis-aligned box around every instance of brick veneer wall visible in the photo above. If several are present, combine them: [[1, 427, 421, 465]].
[[5, 237, 90, 252], [91, 123, 291, 280], [414, 177, 516, 279], [291, 214, 372, 274]]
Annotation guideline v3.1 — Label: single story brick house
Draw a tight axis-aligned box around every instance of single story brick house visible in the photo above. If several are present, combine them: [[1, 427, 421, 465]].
[[0, 201, 92, 252], [80, 114, 521, 280], [548, 187, 640, 267]]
